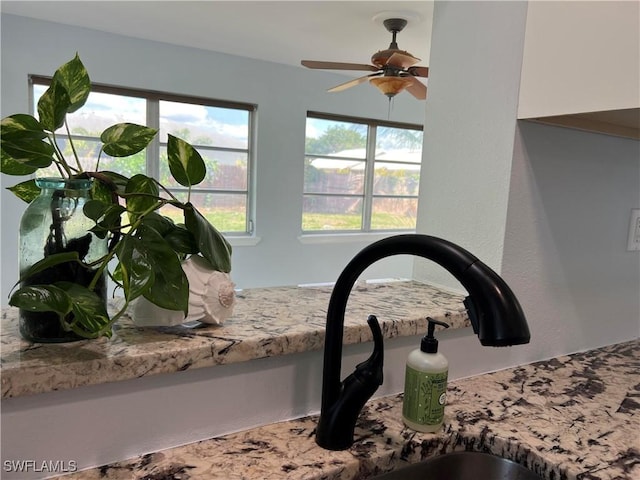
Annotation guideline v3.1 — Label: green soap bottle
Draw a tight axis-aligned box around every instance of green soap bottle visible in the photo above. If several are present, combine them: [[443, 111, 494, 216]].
[[402, 317, 450, 432]]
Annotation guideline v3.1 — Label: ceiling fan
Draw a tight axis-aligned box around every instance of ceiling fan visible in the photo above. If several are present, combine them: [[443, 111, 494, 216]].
[[301, 18, 428, 100]]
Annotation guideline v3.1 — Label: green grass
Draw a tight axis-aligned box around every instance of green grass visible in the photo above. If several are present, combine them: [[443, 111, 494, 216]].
[[162, 210, 415, 234], [302, 212, 416, 231]]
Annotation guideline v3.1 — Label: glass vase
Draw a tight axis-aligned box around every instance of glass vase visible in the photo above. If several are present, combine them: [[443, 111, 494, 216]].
[[18, 177, 108, 343]]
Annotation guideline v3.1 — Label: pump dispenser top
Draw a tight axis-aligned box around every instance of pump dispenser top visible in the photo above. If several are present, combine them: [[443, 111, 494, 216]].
[[422, 317, 449, 353]]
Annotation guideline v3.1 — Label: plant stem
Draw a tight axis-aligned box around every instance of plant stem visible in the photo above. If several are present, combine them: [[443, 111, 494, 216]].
[[95, 147, 104, 171], [153, 179, 180, 202], [52, 159, 66, 177], [49, 132, 73, 177], [64, 119, 84, 173]]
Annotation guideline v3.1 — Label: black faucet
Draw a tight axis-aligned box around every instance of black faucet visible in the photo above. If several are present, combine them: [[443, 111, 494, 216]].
[[315, 234, 530, 450]]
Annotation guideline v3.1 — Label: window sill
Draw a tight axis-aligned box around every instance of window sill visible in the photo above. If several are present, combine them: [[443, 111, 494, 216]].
[[226, 235, 262, 247], [298, 231, 415, 245]]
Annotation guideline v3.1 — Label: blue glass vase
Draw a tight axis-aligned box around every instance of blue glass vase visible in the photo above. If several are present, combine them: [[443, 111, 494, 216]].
[[18, 178, 108, 343]]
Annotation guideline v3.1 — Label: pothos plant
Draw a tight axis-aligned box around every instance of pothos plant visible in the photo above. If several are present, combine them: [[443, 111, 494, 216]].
[[1, 53, 232, 339]]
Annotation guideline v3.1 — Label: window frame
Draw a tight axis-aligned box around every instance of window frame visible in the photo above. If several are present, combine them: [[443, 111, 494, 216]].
[[29, 75, 257, 236], [303, 111, 423, 234]]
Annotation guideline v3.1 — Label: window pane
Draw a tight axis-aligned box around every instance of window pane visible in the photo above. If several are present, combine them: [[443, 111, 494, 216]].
[[34, 86, 147, 136], [371, 197, 418, 230], [305, 117, 367, 158], [160, 101, 249, 149], [373, 162, 421, 196], [165, 191, 247, 233], [304, 158, 365, 195], [102, 151, 147, 178], [376, 126, 423, 157], [302, 195, 362, 231], [159, 148, 248, 190]]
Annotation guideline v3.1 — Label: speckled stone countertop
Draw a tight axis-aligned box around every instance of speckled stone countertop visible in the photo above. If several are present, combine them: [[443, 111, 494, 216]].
[[60, 340, 639, 480], [1, 281, 468, 398]]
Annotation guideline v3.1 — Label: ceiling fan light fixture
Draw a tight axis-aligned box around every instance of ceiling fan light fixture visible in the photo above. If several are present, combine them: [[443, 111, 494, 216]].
[[369, 76, 413, 98]]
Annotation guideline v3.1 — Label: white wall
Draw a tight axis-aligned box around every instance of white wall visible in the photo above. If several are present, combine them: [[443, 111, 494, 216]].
[[414, 0, 528, 287], [414, 0, 640, 372], [503, 121, 640, 356], [518, 0, 640, 118], [0, 14, 424, 305]]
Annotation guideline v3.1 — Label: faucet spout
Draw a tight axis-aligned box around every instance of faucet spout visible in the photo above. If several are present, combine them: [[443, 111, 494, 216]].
[[316, 234, 530, 450]]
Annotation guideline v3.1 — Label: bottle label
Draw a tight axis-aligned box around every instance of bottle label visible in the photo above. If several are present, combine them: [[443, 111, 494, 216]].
[[403, 366, 448, 426]]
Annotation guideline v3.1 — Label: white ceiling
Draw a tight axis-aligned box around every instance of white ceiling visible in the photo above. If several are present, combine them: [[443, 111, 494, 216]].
[[1, 1, 434, 73]]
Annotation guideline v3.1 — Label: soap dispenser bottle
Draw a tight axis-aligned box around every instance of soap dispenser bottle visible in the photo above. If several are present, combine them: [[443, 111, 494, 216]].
[[402, 317, 450, 432]]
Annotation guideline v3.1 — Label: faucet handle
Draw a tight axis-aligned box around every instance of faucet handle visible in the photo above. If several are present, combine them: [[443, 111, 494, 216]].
[[353, 315, 384, 386], [316, 315, 385, 450]]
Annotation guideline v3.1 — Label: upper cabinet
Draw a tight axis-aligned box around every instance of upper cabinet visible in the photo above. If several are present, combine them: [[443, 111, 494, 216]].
[[517, 1, 639, 139]]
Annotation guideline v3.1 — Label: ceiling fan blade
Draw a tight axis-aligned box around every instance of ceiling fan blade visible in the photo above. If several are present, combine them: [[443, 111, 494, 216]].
[[407, 66, 429, 78], [404, 76, 427, 100], [385, 52, 420, 70], [327, 73, 382, 93], [301, 60, 379, 72]]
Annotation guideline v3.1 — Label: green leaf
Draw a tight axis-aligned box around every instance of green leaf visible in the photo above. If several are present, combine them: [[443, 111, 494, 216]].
[[163, 224, 199, 255], [114, 235, 154, 302], [0, 139, 54, 170], [137, 224, 189, 313], [52, 53, 90, 113], [125, 174, 160, 223], [101, 123, 157, 157], [94, 170, 131, 197], [167, 134, 206, 187], [18, 252, 80, 282], [54, 282, 111, 338], [83, 199, 110, 222], [37, 78, 71, 131], [141, 213, 198, 255], [0, 114, 47, 140], [139, 212, 175, 236], [184, 202, 232, 272], [1, 115, 54, 170], [1, 150, 39, 176], [9, 284, 72, 316], [90, 203, 126, 239], [7, 179, 40, 203], [91, 171, 130, 213], [89, 178, 115, 205]]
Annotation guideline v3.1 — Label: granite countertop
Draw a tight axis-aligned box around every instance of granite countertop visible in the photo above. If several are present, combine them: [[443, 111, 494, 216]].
[[58, 340, 640, 480], [59, 339, 639, 480], [1, 281, 469, 398]]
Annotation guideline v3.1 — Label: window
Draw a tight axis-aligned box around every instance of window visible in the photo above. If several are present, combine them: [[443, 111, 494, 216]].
[[31, 77, 255, 235], [303, 112, 423, 233]]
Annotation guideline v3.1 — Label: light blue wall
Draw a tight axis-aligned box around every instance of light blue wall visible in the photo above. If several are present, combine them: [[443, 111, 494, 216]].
[[0, 14, 425, 304]]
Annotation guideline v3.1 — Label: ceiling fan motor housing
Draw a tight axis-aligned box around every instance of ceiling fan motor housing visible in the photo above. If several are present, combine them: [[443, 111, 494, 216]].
[[372, 18, 410, 68], [383, 18, 408, 34], [371, 49, 413, 69]]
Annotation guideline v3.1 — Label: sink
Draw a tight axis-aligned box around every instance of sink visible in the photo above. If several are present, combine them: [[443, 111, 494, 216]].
[[371, 451, 543, 480]]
